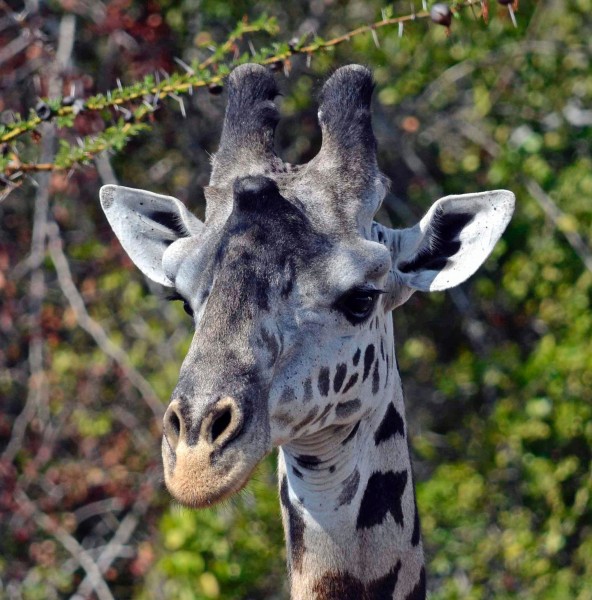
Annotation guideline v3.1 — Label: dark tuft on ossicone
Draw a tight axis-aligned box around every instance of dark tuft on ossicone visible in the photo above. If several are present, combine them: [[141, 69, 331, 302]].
[[233, 175, 282, 212]]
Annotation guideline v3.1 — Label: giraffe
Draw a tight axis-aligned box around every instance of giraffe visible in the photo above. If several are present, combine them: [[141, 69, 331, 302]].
[[99, 63, 514, 599]]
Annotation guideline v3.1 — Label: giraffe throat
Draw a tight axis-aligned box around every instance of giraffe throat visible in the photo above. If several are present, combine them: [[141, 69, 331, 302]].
[[277, 315, 426, 600]]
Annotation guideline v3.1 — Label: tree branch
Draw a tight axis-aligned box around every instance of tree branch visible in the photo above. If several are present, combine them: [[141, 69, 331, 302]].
[[46, 220, 165, 418], [0, 0, 483, 168], [1, 15, 76, 461], [16, 490, 116, 600], [72, 470, 159, 600]]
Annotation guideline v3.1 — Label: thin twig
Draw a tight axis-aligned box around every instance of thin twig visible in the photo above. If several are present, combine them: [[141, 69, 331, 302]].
[[15, 490, 116, 600], [46, 221, 165, 418], [1, 160, 50, 460], [3, 121, 149, 177], [94, 153, 118, 185], [0, 15, 76, 462], [0, 30, 32, 67], [198, 22, 275, 70], [525, 179, 592, 274], [72, 470, 158, 600], [73, 498, 125, 525]]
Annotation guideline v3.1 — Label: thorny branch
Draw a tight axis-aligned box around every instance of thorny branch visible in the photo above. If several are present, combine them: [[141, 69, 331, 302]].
[[0, 0, 484, 182]]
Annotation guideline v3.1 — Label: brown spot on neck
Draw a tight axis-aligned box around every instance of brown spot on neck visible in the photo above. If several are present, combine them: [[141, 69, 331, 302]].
[[312, 561, 401, 600]]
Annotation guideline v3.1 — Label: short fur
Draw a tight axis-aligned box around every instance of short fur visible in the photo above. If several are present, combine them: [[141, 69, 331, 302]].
[[99, 63, 515, 599]]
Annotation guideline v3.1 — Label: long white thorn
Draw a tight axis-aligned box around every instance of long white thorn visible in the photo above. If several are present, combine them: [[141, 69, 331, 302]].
[[119, 106, 132, 120], [508, 5, 517, 27], [174, 56, 195, 74], [371, 28, 380, 48], [170, 94, 186, 118]]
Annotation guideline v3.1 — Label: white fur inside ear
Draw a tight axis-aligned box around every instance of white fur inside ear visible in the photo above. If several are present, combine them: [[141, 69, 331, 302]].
[[398, 190, 515, 292], [99, 185, 204, 287]]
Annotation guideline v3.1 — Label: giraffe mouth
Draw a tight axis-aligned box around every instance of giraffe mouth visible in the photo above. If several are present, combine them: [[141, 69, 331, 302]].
[[163, 440, 265, 508], [161, 423, 270, 508]]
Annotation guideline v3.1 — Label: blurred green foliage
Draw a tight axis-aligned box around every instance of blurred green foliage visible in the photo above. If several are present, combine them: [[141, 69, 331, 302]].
[[143, 455, 286, 600], [1, 0, 592, 598]]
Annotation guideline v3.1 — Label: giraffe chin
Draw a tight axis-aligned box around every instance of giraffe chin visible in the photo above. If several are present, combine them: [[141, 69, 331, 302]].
[[161, 437, 267, 508]]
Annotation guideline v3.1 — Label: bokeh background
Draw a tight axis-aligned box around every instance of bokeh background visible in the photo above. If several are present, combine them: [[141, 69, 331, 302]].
[[1, 0, 591, 598]]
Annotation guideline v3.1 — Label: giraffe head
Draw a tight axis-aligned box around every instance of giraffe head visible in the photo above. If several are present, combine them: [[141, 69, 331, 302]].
[[100, 64, 514, 508]]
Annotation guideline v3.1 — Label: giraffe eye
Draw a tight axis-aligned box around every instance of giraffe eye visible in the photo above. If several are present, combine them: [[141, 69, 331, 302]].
[[336, 287, 383, 323]]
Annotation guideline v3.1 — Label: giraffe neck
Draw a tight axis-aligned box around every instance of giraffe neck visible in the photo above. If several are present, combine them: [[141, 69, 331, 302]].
[[278, 346, 426, 600]]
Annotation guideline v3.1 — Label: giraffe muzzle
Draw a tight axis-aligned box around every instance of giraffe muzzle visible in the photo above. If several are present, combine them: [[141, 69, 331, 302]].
[[163, 396, 243, 452], [161, 395, 270, 507]]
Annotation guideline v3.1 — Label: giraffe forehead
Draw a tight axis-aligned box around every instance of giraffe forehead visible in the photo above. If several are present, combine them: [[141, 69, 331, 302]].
[[175, 183, 389, 305], [172, 189, 327, 298], [209, 194, 331, 297]]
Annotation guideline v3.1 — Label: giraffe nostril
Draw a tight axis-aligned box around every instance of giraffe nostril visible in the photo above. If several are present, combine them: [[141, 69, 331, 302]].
[[204, 397, 243, 448], [169, 411, 181, 437], [211, 409, 232, 442], [163, 403, 184, 450]]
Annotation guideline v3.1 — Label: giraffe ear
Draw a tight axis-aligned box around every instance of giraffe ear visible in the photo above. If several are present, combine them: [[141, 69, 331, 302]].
[[100, 185, 204, 287], [385, 190, 514, 307]]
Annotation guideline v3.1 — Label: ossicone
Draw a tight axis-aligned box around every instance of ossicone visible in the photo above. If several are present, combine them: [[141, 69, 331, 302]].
[[210, 64, 283, 187]]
